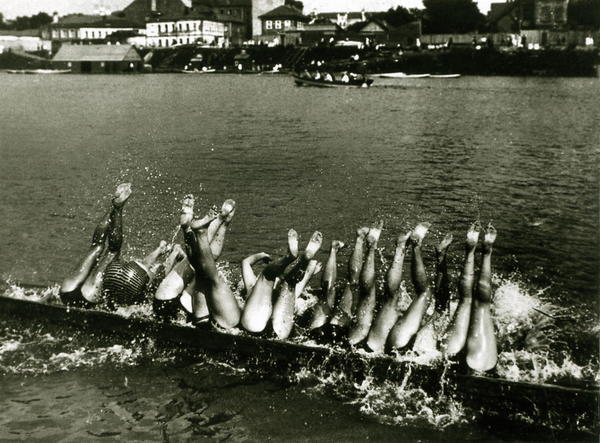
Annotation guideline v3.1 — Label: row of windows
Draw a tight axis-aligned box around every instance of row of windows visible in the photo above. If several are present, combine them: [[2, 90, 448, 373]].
[[152, 36, 219, 47], [264, 20, 303, 30], [154, 21, 223, 34]]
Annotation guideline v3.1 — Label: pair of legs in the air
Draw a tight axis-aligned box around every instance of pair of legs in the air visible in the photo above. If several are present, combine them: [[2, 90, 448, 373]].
[[177, 195, 238, 327], [347, 222, 384, 345], [60, 183, 171, 307], [364, 223, 437, 352], [443, 223, 498, 372], [155, 195, 235, 320], [179, 196, 239, 328], [241, 230, 323, 337]]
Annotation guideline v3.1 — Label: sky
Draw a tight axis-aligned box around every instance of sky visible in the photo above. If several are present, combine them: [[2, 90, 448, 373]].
[[0, 0, 494, 19]]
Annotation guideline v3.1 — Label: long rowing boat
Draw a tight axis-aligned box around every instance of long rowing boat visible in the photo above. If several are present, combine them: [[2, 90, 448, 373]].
[[292, 74, 373, 88], [0, 290, 596, 433]]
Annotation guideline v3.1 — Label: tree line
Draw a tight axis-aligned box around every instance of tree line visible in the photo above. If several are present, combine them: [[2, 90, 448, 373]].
[[0, 12, 53, 30]]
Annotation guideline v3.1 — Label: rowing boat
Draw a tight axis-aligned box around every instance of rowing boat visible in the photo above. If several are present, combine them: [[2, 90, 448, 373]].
[[292, 74, 373, 88], [375, 72, 431, 79], [430, 74, 461, 78], [5, 69, 71, 75], [0, 290, 596, 433]]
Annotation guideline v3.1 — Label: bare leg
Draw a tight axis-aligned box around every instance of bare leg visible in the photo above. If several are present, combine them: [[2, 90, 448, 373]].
[[294, 260, 321, 299], [442, 223, 480, 356], [366, 231, 410, 353], [60, 206, 111, 295], [154, 195, 196, 301], [207, 199, 236, 260], [80, 184, 131, 303], [140, 241, 171, 279], [348, 221, 382, 345], [241, 229, 298, 333], [241, 252, 272, 294], [309, 240, 344, 330], [270, 231, 323, 337], [330, 227, 369, 328], [466, 224, 498, 372], [387, 222, 433, 351], [434, 233, 453, 313], [183, 227, 240, 328]]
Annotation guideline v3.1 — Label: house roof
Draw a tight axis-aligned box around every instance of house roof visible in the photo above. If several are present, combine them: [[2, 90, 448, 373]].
[[259, 5, 307, 20], [488, 2, 518, 23], [0, 29, 41, 37], [52, 44, 141, 62], [52, 15, 141, 28]]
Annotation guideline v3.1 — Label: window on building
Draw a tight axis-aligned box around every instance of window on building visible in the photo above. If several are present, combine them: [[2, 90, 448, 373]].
[[284, 20, 291, 28], [227, 9, 231, 15], [158, 39, 162, 47], [297, 21, 304, 30], [186, 23, 190, 31], [265, 20, 272, 30], [275, 20, 281, 29]]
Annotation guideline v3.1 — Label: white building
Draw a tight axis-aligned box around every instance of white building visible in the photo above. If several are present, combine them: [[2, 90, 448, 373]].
[[145, 15, 226, 47]]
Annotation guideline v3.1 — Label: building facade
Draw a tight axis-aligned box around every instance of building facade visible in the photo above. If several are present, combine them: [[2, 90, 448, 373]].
[[146, 15, 226, 47], [258, 5, 308, 45], [52, 44, 143, 73]]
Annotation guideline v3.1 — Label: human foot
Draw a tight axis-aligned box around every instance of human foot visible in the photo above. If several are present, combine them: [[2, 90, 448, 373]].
[[367, 221, 384, 246], [113, 183, 132, 207], [331, 240, 345, 252], [436, 232, 454, 255], [180, 194, 195, 227], [356, 227, 370, 238], [482, 224, 497, 252], [220, 199, 236, 222], [466, 222, 481, 248], [288, 229, 299, 258], [304, 231, 323, 260], [410, 222, 431, 246]]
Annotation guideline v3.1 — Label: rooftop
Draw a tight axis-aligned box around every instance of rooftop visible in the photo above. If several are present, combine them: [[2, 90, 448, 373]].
[[259, 5, 307, 20], [52, 44, 142, 62]]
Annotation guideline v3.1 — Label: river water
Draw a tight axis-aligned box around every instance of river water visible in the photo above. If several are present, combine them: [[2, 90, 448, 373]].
[[0, 73, 598, 440]]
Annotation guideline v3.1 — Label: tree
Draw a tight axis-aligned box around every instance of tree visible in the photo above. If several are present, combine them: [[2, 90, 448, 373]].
[[284, 0, 304, 12], [373, 6, 417, 27], [422, 0, 484, 33]]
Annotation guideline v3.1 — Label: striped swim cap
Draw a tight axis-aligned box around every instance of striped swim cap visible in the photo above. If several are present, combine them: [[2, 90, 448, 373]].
[[103, 260, 150, 306]]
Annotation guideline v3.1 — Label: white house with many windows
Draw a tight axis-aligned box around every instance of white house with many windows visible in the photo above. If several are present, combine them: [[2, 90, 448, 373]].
[[145, 15, 226, 47]]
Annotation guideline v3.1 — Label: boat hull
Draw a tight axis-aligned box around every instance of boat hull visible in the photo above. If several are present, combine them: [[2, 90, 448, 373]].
[[0, 293, 596, 433], [292, 75, 373, 88]]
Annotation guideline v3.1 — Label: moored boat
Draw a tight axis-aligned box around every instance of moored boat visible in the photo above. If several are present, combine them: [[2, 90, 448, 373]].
[[0, 287, 597, 434], [430, 74, 462, 78], [292, 74, 373, 88], [6, 69, 71, 74], [375, 72, 431, 79]]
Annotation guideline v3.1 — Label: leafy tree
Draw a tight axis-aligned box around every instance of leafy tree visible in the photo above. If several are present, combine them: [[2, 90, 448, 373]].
[[374, 6, 417, 27], [422, 0, 484, 33], [284, 0, 304, 12]]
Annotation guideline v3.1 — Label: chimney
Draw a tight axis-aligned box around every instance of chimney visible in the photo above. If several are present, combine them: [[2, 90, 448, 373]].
[[361, 8, 366, 22], [151, 0, 157, 12], [52, 12, 59, 23]]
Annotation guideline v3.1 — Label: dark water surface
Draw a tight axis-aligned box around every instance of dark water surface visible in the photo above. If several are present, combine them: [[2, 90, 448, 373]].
[[0, 73, 598, 440]]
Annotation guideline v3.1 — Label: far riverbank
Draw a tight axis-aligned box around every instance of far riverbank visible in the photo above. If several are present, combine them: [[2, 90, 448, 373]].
[[1, 45, 598, 77]]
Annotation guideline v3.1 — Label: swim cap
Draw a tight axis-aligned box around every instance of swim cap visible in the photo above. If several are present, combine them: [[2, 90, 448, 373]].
[[103, 260, 150, 306]]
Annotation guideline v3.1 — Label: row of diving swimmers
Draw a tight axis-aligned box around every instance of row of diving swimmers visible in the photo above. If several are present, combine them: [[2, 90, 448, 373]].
[[60, 184, 497, 372]]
